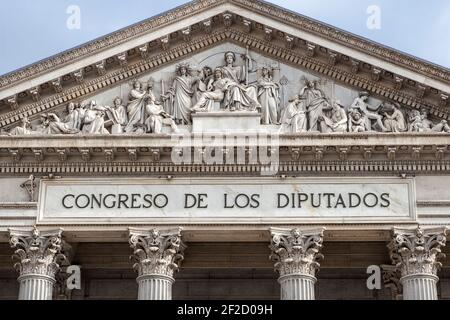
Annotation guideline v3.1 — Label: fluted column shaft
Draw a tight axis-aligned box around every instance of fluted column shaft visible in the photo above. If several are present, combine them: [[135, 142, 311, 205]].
[[137, 274, 174, 300], [9, 227, 67, 301], [279, 274, 316, 300], [270, 228, 325, 301], [389, 227, 447, 301], [129, 228, 186, 301], [18, 275, 56, 300], [401, 274, 438, 300]]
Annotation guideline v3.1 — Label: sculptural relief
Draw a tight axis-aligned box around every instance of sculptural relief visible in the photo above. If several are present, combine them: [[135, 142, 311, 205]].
[[4, 48, 450, 137], [220, 51, 261, 112], [9, 116, 33, 136], [81, 101, 109, 135], [124, 80, 149, 133], [350, 92, 387, 132], [382, 102, 406, 133], [258, 66, 281, 125], [280, 95, 307, 133], [191, 68, 229, 112], [408, 109, 426, 132], [349, 110, 368, 133], [421, 109, 450, 133], [164, 64, 199, 125], [320, 100, 348, 133], [300, 80, 331, 132], [106, 97, 128, 134]]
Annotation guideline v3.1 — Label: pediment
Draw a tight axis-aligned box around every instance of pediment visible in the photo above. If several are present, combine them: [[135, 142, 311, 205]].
[[1, 0, 450, 131]]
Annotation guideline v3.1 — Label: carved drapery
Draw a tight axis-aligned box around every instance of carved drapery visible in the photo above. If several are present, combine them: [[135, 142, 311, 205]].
[[270, 228, 325, 300], [388, 226, 447, 300], [9, 227, 68, 300]]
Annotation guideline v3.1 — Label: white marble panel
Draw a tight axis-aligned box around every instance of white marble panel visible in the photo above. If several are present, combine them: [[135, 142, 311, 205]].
[[37, 177, 416, 225]]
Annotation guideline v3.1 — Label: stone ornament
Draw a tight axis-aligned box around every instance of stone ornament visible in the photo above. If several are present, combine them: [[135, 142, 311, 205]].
[[280, 95, 307, 133], [6, 69, 450, 136], [257, 65, 281, 125], [9, 227, 67, 279], [20, 175, 37, 202], [129, 228, 186, 278], [381, 264, 403, 300], [388, 226, 447, 277], [270, 228, 325, 277]]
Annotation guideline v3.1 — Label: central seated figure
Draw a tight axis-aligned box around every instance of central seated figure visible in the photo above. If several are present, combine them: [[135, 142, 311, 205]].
[[192, 52, 261, 113]]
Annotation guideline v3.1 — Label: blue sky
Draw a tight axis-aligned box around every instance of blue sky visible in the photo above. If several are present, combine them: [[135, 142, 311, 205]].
[[0, 0, 449, 76]]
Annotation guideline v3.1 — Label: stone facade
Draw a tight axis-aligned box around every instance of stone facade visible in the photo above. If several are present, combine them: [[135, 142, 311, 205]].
[[0, 0, 450, 300]]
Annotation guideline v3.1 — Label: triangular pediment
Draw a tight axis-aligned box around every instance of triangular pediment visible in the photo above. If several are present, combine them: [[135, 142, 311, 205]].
[[1, 0, 450, 130]]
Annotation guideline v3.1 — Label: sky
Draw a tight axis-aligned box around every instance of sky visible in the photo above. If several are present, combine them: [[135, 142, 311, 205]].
[[0, 0, 449, 76]]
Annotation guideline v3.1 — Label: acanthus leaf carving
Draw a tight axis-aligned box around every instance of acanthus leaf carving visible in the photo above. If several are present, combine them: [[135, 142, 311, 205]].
[[129, 228, 186, 278], [388, 226, 448, 277], [9, 227, 68, 279], [270, 228, 325, 278]]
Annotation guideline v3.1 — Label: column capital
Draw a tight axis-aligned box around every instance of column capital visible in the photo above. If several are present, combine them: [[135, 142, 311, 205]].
[[129, 227, 186, 279], [381, 264, 403, 300], [269, 227, 325, 278], [388, 226, 447, 277], [9, 227, 68, 280]]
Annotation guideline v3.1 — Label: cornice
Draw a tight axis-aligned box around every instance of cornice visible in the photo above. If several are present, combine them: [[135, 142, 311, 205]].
[[0, 0, 449, 96], [0, 0, 224, 89], [0, 28, 448, 129], [0, 133, 449, 175], [233, 0, 450, 84]]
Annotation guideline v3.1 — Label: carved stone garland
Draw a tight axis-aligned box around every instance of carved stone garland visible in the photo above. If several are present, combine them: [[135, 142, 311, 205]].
[[269, 228, 325, 300], [388, 226, 447, 300], [9, 227, 68, 300], [129, 227, 186, 300]]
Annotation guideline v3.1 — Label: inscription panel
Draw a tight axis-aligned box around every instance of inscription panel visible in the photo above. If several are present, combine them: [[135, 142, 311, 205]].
[[37, 177, 416, 225]]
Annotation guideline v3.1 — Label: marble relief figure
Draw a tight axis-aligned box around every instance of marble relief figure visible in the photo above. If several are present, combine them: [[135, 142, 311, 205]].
[[349, 110, 368, 133], [191, 68, 229, 112], [220, 51, 261, 112], [144, 98, 179, 134], [165, 64, 199, 125], [320, 100, 348, 133], [257, 66, 281, 125], [124, 80, 148, 133], [280, 95, 307, 133], [9, 116, 32, 136], [382, 102, 406, 133], [408, 109, 426, 132], [350, 92, 387, 132], [106, 97, 128, 134], [6, 54, 450, 137], [81, 101, 109, 134], [299, 80, 331, 132]]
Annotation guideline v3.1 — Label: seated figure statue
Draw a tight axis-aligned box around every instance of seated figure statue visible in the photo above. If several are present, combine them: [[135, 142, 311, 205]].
[[349, 110, 369, 133], [350, 92, 387, 132], [280, 95, 308, 133], [191, 68, 231, 112], [382, 102, 406, 133], [220, 51, 261, 112], [144, 86, 179, 134], [320, 100, 348, 133]]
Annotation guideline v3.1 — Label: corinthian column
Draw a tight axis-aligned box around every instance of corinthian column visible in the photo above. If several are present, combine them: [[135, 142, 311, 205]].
[[129, 228, 186, 300], [389, 226, 447, 300], [269, 228, 325, 300], [9, 227, 68, 300]]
